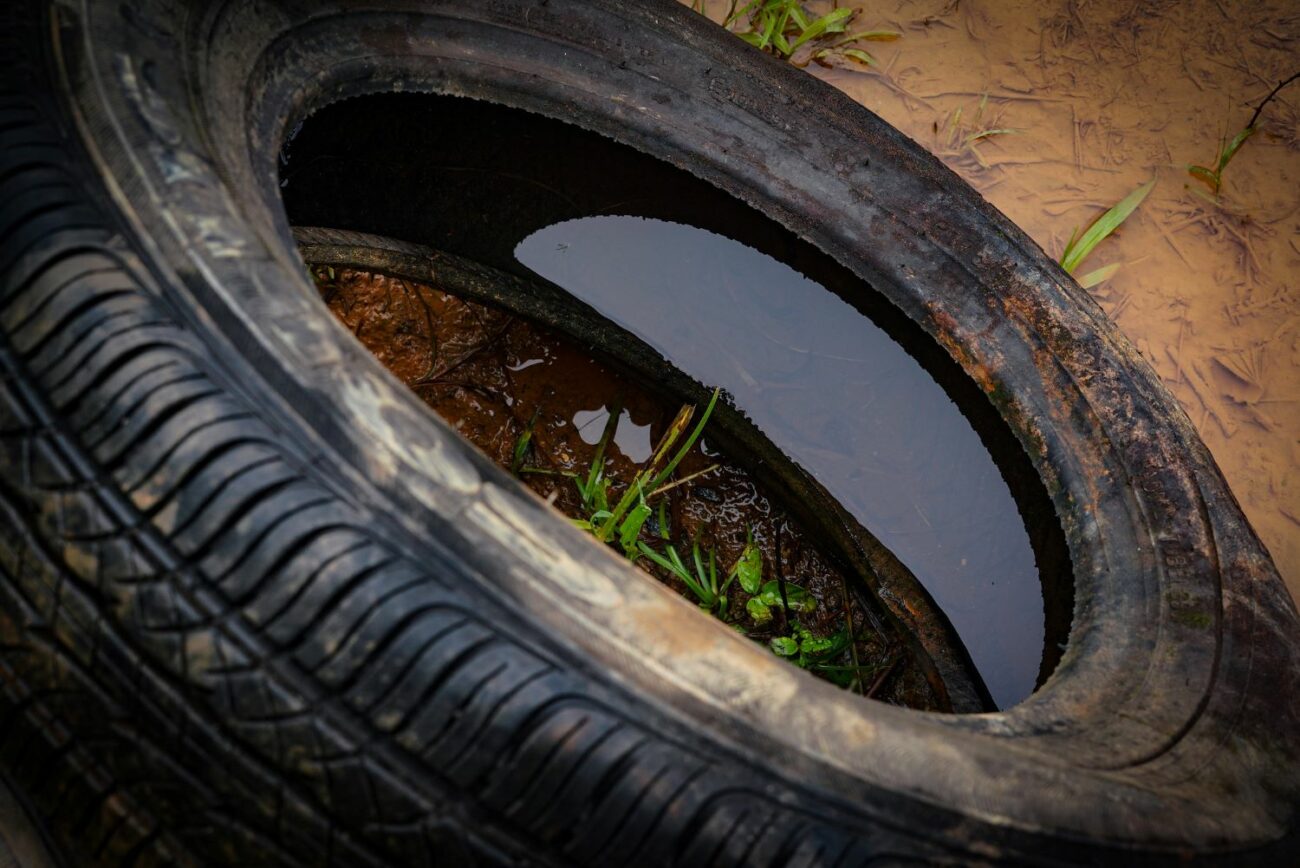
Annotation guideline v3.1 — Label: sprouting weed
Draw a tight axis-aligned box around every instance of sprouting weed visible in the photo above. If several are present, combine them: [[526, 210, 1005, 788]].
[[937, 94, 1020, 168], [1187, 71, 1298, 202], [1187, 126, 1255, 201], [1059, 179, 1154, 289], [509, 407, 541, 476]]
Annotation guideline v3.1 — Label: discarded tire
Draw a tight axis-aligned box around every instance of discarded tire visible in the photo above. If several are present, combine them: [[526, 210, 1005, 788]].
[[0, 0, 1296, 865]]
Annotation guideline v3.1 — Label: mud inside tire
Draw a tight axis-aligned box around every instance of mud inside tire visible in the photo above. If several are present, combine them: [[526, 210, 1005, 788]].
[[0, 0, 1296, 865]]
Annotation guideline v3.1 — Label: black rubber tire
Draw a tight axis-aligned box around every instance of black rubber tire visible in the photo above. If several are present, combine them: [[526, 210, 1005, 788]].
[[1, 0, 1297, 866]]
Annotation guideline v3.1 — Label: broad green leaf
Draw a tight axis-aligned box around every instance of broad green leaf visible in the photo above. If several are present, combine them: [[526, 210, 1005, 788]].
[[758, 580, 815, 612], [770, 636, 799, 656], [619, 500, 651, 556], [732, 542, 763, 594], [1059, 179, 1154, 275], [800, 628, 849, 661], [747, 597, 773, 626]]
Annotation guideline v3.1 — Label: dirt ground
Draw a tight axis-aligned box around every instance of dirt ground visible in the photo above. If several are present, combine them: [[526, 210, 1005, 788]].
[[688, 0, 1300, 600]]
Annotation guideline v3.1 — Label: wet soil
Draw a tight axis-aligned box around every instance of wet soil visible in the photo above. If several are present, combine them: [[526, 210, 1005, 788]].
[[686, 0, 1300, 600], [311, 264, 940, 710]]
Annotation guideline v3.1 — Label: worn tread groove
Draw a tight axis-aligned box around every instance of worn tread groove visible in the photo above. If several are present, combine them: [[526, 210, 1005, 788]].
[[83, 371, 211, 450], [121, 412, 263, 496]]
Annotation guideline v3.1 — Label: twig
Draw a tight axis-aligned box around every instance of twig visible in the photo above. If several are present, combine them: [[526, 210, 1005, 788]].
[[774, 523, 790, 634], [866, 656, 900, 698], [1246, 71, 1300, 131], [414, 315, 515, 384], [838, 574, 863, 694], [648, 464, 720, 498]]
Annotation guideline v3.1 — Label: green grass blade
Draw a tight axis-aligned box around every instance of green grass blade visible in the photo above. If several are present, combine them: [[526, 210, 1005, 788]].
[[1187, 164, 1219, 191], [637, 545, 696, 587], [1077, 262, 1121, 289], [725, 0, 762, 27], [963, 128, 1019, 146], [509, 407, 541, 475], [1218, 125, 1256, 172], [1059, 178, 1154, 275], [692, 541, 709, 590], [729, 536, 763, 594], [646, 388, 721, 494], [619, 492, 652, 557], [791, 7, 854, 50], [584, 400, 622, 501], [838, 48, 877, 67]]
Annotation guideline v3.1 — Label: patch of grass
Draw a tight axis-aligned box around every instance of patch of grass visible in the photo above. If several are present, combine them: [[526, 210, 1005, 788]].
[[1187, 71, 1299, 201], [1059, 179, 1154, 289], [523, 387, 878, 689], [698, 1, 900, 69]]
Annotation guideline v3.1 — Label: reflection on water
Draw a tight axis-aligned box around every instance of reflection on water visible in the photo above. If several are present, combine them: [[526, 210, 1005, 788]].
[[518, 215, 1041, 708], [572, 405, 654, 464]]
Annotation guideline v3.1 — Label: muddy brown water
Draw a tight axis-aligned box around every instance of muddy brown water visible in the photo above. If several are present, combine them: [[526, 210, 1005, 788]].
[[312, 264, 940, 709]]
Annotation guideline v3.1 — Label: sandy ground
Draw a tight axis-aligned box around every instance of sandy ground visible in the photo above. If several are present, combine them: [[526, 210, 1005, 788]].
[[688, 0, 1300, 600]]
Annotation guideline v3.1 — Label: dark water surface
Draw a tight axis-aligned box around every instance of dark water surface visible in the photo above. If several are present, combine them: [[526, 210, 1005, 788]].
[[518, 216, 1041, 708]]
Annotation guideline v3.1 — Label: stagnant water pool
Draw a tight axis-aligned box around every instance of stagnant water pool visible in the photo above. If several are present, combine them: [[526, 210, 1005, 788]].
[[517, 217, 1040, 707], [282, 93, 1071, 708]]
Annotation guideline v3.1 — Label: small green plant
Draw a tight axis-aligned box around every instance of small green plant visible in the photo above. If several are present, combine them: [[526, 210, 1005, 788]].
[[636, 537, 739, 616], [1058, 178, 1154, 289], [1187, 71, 1298, 201], [938, 94, 1019, 167], [509, 407, 541, 475], [1187, 127, 1256, 201], [745, 577, 814, 625], [712, 1, 900, 68], [519, 387, 884, 690]]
